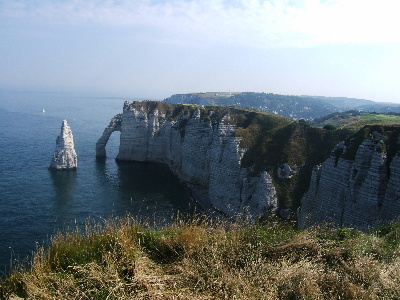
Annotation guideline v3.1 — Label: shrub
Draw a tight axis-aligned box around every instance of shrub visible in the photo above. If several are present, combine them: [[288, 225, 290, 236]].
[[323, 124, 337, 130]]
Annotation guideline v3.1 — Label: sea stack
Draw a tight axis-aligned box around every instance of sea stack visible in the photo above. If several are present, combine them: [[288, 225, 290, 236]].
[[49, 120, 78, 170]]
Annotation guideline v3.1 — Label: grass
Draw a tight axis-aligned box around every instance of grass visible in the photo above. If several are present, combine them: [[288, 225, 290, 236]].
[[311, 111, 400, 132], [2, 215, 400, 299]]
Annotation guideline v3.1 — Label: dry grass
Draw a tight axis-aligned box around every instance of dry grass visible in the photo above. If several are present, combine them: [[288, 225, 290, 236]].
[[1, 215, 400, 299]]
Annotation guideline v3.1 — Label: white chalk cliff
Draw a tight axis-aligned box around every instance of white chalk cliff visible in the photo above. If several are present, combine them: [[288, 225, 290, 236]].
[[49, 120, 78, 170], [97, 101, 277, 216], [298, 130, 400, 230]]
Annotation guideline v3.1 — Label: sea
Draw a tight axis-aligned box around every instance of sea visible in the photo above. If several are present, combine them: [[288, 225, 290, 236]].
[[0, 90, 193, 275]]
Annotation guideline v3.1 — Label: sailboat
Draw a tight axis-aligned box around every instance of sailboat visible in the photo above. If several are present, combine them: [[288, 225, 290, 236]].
[[42, 108, 45, 113]]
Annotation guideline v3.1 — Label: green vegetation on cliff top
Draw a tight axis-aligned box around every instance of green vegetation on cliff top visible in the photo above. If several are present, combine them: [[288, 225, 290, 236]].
[[311, 110, 400, 131], [2, 215, 400, 299], [311, 111, 400, 162]]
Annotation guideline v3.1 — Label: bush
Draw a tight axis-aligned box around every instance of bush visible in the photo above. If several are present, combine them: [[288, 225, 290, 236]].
[[323, 124, 337, 130]]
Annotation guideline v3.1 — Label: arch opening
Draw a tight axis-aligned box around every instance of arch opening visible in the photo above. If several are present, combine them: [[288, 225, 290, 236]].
[[106, 131, 120, 159], [96, 114, 122, 158]]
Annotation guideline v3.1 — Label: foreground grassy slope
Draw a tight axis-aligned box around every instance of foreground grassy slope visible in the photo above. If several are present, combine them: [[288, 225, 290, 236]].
[[2, 215, 400, 299]]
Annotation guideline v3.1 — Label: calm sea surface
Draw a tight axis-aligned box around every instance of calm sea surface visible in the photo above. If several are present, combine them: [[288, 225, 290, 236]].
[[0, 90, 193, 275]]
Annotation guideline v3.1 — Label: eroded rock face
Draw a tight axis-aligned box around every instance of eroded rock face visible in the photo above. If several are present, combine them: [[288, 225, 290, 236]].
[[298, 132, 400, 230], [49, 120, 77, 170], [97, 101, 278, 217]]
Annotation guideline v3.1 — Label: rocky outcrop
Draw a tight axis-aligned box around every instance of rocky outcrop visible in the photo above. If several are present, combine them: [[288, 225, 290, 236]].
[[97, 101, 278, 217], [277, 163, 296, 179], [298, 129, 400, 230], [49, 120, 77, 170], [96, 114, 122, 157]]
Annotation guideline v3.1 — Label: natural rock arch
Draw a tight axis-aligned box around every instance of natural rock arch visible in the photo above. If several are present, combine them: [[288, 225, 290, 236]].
[[96, 114, 122, 158]]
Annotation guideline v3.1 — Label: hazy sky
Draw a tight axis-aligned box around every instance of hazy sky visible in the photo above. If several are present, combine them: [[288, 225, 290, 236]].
[[1, 0, 399, 102]]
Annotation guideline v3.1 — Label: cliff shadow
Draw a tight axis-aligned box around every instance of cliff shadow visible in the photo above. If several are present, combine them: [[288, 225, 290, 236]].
[[114, 160, 195, 215]]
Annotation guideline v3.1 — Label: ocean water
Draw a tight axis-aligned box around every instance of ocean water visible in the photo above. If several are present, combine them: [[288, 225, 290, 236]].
[[0, 90, 193, 275]]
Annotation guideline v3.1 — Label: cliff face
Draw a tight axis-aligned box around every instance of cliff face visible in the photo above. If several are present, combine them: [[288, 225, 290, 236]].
[[97, 101, 278, 216], [49, 120, 77, 170], [298, 127, 400, 230], [99, 101, 397, 226]]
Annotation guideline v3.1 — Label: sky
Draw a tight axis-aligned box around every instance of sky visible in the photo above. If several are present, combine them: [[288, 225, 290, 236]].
[[1, 0, 400, 102]]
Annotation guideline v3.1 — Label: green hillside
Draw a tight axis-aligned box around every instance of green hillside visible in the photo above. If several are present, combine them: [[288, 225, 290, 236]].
[[311, 111, 400, 131], [164, 92, 400, 120]]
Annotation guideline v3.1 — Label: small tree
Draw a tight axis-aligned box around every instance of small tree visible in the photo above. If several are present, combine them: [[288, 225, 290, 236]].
[[323, 124, 337, 130]]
